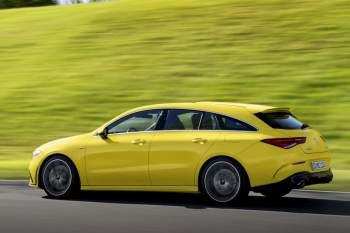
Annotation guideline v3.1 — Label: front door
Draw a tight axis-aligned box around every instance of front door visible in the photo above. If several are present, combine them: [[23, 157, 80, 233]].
[[85, 109, 163, 186]]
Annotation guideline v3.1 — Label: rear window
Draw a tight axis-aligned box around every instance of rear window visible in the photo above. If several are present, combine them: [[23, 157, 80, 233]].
[[163, 109, 203, 130], [255, 112, 306, 130]]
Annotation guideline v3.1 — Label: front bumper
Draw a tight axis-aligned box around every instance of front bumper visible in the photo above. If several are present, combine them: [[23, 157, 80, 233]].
[[28, 157, 41, 187]]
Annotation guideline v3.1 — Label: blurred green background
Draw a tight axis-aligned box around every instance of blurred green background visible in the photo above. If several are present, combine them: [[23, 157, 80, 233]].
[[0, 0, 349, 190]]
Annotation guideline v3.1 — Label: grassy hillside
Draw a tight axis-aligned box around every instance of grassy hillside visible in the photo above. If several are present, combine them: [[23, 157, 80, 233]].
[[0, 0, 349, 190]]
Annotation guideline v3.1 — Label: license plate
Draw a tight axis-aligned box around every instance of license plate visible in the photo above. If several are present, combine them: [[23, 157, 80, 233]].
[[311, 160, 326, 171]]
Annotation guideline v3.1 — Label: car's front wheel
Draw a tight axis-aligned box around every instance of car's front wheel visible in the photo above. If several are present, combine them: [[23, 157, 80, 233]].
[[41, 156, 80, 198], [200, 158, 249, 204]]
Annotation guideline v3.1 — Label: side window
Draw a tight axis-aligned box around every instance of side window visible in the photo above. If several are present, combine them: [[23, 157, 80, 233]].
[[163, 109, 203, 130], [108, 110, 162, 134], [216, 114, 257, 131], [199, 112, 220, 130]]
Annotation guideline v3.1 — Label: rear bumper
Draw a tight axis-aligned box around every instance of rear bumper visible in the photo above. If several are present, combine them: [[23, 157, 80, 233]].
[[252, 169, 333, 192], [289, 169, 333, 188], [271, 150, 332, 184]]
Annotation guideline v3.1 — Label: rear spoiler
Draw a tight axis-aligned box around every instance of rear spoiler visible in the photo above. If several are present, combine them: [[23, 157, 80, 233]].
[[261, 107, 291, 113]]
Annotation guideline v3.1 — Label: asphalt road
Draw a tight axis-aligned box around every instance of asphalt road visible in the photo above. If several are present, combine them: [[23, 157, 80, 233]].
[[0, 181, 349, 233]]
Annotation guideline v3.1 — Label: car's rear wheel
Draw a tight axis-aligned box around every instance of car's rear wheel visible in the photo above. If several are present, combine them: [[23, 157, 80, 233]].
[[260, 187, 292, 199], [200, 158, 249, 204], [41, 156, 79, 198]]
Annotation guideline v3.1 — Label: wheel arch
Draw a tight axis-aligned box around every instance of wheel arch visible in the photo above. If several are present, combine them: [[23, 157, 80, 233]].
[[38, 153, 81, 189], [197, 155, 251, 193]]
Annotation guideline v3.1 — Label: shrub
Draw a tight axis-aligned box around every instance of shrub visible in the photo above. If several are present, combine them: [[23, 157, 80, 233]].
[[0, 0, 55, 9]]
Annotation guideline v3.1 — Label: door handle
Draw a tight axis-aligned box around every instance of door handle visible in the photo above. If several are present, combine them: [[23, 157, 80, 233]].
[[131, 139, 146, 145], [191, 138, 207, 144]]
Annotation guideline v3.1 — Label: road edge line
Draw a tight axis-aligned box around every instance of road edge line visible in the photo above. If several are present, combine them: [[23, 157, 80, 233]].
[[297, 189, 350, 194]]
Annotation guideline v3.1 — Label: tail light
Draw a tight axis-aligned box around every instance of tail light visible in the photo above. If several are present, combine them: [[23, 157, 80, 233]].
[[262, 137, 306, 149]]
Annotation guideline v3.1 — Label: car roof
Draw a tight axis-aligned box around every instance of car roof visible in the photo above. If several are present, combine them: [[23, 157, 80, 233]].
[[132, 102, 283, 114]]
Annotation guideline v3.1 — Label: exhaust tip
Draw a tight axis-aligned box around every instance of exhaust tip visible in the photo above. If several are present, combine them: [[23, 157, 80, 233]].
[[296, 179, 306, 188], [290, 174, 308, 188]]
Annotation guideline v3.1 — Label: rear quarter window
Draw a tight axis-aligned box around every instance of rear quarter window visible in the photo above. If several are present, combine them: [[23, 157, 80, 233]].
[[255, 112, 305, 129], [215, 114, 257, 131], [199, 112, 256, 131]]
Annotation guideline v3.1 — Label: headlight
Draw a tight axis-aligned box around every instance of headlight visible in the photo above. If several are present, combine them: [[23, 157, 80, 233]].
[[32, 149, 42, 158]]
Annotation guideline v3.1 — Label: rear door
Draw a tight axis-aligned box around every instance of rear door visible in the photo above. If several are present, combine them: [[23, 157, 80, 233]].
[[149, 109, 220, 186]]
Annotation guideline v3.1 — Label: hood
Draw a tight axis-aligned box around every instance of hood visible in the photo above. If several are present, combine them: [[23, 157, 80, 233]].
[[36, 134, 88, 151]]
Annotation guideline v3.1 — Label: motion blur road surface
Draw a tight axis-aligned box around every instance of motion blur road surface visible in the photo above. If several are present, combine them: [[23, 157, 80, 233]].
[[0, 181, 349, 233]]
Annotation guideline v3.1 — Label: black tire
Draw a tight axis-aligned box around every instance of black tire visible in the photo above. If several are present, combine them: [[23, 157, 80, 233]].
[[260, 187, 292, 199], [41, 155, 80, 199], [200, 158, 249, 204]]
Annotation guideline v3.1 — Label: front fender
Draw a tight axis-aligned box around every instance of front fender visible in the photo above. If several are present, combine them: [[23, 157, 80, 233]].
[[28, 136, 88, 187]]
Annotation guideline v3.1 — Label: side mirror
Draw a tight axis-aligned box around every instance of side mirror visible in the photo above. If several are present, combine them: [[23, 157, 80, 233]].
[[98, 127, 109, 139]]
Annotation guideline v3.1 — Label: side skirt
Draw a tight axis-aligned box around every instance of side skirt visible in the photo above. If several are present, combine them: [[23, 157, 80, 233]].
[[81, 185, 199, 193]]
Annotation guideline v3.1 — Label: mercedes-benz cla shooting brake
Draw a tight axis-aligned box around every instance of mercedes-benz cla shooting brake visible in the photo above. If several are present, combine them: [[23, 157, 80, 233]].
[[29, 102, 332, 203]]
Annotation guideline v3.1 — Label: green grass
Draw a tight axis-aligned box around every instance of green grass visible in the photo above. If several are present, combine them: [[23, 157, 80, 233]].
[[0, 0, 349, 190]]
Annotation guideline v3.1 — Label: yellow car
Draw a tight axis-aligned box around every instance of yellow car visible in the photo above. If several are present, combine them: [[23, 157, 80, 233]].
[[29, 102, 332, 203]]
